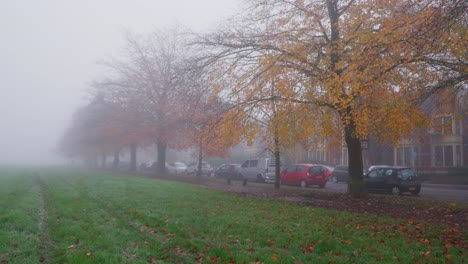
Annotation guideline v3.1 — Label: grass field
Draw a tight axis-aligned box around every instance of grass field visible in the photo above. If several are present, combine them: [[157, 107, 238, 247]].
[[0, 168, 466, 263]]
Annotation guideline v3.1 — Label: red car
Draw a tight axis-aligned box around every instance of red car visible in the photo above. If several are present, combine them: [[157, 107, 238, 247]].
[[280, 164, 332, 188]]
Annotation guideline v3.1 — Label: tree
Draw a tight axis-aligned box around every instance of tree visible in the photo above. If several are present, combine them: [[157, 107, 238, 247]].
[[95, 26, 194, 174], [183, 95, 241, 176], [58, 95, 135, 168], [195, 0, 466, 196]]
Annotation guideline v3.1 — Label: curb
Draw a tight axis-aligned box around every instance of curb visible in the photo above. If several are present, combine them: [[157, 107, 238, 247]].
[[421, 183, 468, 190]]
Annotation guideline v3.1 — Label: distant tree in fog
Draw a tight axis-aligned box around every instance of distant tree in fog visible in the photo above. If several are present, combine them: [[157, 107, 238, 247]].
[[58, 95, 137, 167], [94, 26, 196, 174]]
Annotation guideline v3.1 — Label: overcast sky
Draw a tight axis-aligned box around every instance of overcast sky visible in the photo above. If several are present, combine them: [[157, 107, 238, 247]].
[[0, 0, 239, 165]]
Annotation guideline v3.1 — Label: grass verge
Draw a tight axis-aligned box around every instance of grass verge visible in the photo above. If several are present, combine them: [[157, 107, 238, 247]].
[[0, 167, 466, 263]]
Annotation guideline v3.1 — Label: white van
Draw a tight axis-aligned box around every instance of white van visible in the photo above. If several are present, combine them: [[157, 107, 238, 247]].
[[239, 158, 283, 183]]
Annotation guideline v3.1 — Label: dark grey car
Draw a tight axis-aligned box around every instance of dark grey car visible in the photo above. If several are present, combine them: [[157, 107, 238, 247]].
[[329, 165, 349, 183], [364, 166, 421, 195]]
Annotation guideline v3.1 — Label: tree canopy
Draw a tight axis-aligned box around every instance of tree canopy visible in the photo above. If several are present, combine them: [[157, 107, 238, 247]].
[[194, 0, 467, 195]]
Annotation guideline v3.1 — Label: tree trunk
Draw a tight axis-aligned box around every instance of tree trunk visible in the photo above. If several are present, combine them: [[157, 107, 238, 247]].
[[197, 139, 203, 177], [129, 143, 137, 172], [273, 130, 281, 189], [101, 153, 107, 168], [112, 149, 120, 169], [344, 123, 365, 197], [156, 142, 167, 174]]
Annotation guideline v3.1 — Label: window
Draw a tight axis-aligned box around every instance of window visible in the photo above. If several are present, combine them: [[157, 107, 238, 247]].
[[368, 169, 383, 178], [296, 166, 306, 172], [455, 120, 461, 135], [342, 148, 348, 165], [456, 145, 461, 167], [434, 145, 460, 167], [444, 146, 453, 167], [336, 166, 348, 171], [309, 166, 322, 174], [443, 116, 453, 135], [241, 160, 249, 168], [433, 115, 455, 135], [249, 160, 258, 167], [397, 148, 405, 166], [396, 147, 415, 167], [286, 166, 296, 172], [400, 169, 416, 179], [434, 146, 443, 166], [404, 147, 412, 167]]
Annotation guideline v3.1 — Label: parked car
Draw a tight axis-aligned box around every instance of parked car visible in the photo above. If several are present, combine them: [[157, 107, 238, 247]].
[[214, 164, 241, 179], [329, 165, 349, 183], [280, 164, 333, 188], [364, 166, 421, 195], [167, 162, 187, 175], [239, 158, 283, 183], [186, 161, 214, 176], [139, 161, 155, 172]]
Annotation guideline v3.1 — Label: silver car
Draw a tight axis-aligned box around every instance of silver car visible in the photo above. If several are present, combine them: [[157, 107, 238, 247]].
[[239, 158, 283, 183]]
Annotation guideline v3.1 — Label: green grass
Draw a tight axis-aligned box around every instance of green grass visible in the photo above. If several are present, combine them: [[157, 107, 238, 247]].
[[0, 168, 466, 263]]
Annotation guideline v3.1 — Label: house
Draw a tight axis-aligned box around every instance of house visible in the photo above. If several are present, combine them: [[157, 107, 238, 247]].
[[304, 103, 468, 177]]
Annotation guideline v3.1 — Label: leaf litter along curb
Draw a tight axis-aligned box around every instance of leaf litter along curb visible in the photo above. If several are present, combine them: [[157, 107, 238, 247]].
[[142, 172, 468, 250]]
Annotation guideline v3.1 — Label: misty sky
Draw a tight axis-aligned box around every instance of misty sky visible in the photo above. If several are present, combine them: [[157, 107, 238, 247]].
[[0, 0, 238, 165]]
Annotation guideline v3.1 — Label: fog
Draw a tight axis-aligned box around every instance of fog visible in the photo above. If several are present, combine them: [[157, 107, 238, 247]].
[[0, 0, 238, 165]]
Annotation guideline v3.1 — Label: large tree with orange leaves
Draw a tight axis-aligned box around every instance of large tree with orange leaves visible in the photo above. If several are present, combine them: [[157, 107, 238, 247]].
[[196, 0, 466, 196], [181, 94, 242, 176]]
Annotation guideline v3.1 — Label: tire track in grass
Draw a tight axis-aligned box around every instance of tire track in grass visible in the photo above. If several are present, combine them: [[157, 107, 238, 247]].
[[35, 174, 50, 263], [54, 174, 179, 260]]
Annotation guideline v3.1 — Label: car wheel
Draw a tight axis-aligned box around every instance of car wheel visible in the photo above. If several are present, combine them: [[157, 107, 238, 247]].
[[300, 180, 307, 188], [257, 175, 265, 183], [391, 186, 401, 196], [410, 188, 421, 195], [318, 183, 325, 188], [331, 175, 338, 183]]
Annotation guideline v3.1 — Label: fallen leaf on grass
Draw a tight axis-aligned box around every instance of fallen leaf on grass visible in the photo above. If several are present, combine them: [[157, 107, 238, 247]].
[[67, 239, 80, 249], [419, 238, 430, 244], [147, 256, 157, 263], [301, 244, 314, 253], [170, 247, 181, 253], [86, 252, 92, 257]]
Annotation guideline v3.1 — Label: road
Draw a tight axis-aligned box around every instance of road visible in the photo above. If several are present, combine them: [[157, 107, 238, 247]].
[[325, 182, 468, 204]]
